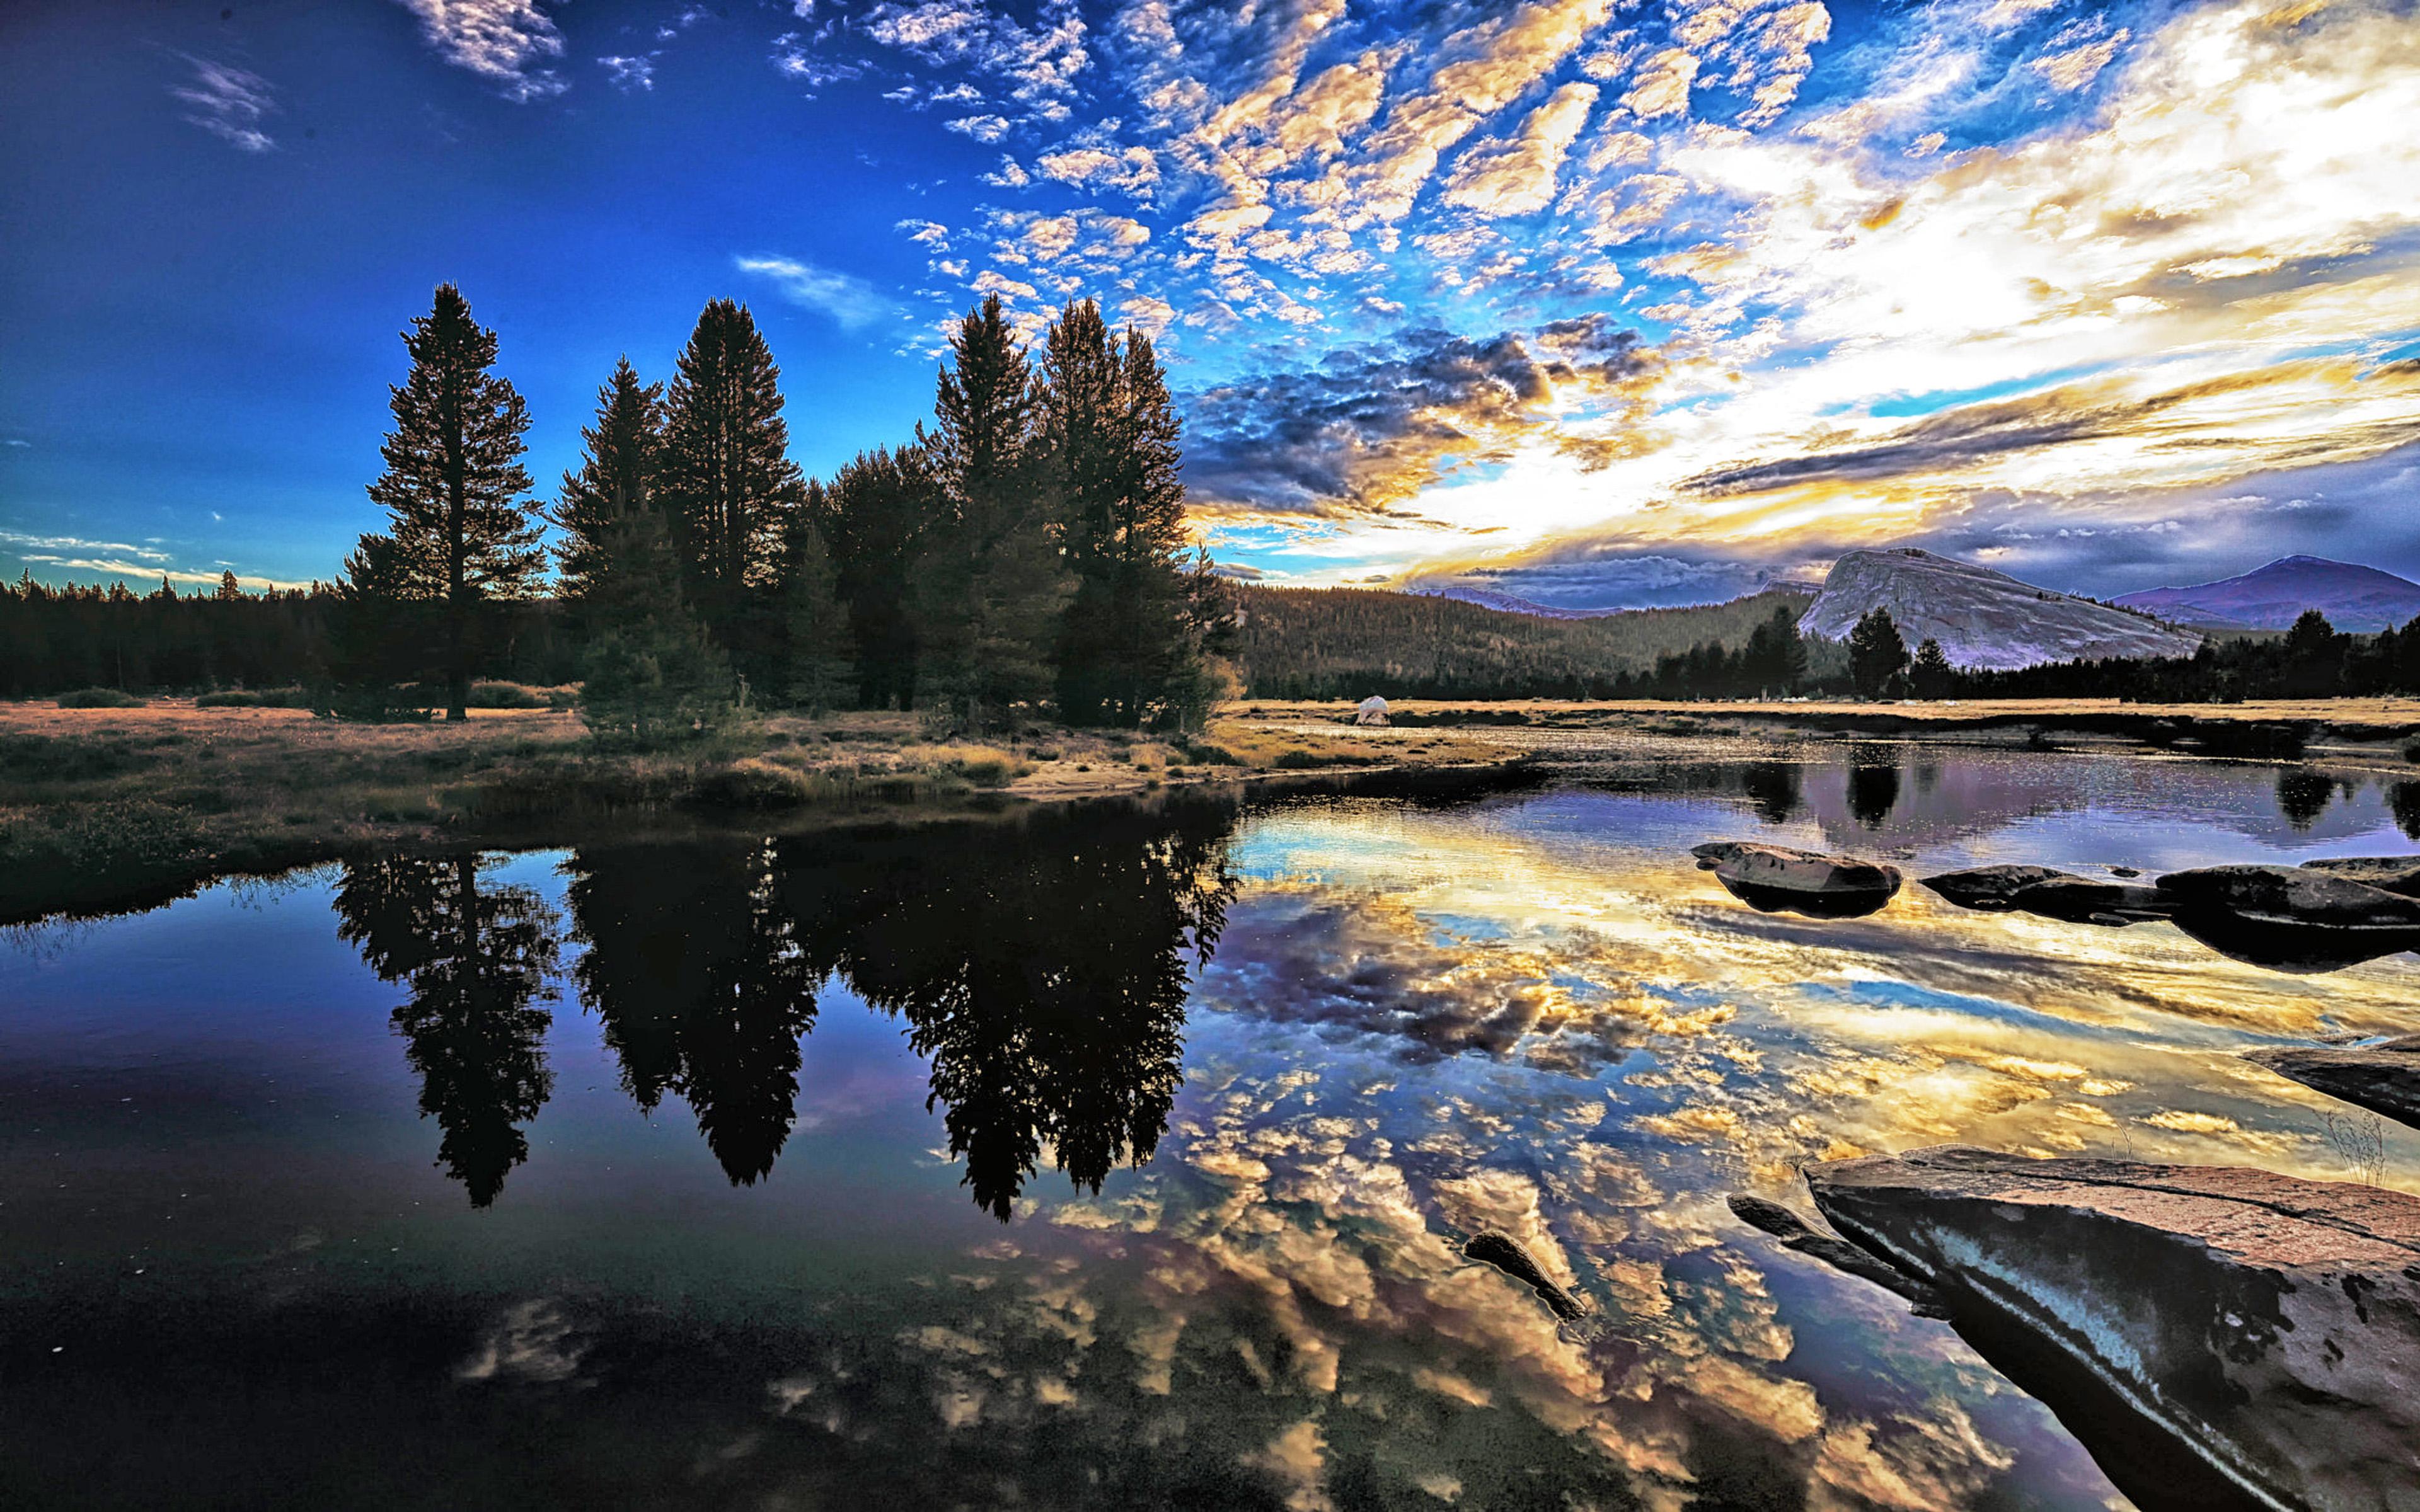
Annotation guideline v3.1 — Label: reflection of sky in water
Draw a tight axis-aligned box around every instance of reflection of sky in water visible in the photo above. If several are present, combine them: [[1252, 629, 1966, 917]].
[[3, 746, 2416, 1508]]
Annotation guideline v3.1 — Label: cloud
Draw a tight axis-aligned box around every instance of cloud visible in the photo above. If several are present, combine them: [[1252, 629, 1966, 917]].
[[393, 0, 568, 101], [734, 255, 891, 329], [1441, 83, 1598, 217], [1185, 316, 1657, 519], [1620, 47, 1698, 119], [597, 54, 655, 92], [1036, 143, 1161, 199], [172, 55, 277, 152], [947, 113, 1012, 142], [2032, 26, 2128, 90], [771, 32, 863, 91]]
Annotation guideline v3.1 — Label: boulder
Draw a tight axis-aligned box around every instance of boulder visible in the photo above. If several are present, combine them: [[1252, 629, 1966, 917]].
[[2301, 857, 2420, 899], [1806, 1145, 2420, 1512], [2001, 878, 2175, 927], [1462, 1231, 1592, 1322], [1691, 841, 1903, 919], [2155, 864, 2420, 972], [2244, 1034, 2420, 1131], [1355, 695, 1390, 727], [1920, 864, 2085, 910]]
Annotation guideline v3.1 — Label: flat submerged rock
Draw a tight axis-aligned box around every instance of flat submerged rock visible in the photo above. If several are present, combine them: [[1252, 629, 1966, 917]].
[[2245, 1036, 2420, 1131], [1691, 840, 1903, 919], [1806, 1145, 2420, 1512]]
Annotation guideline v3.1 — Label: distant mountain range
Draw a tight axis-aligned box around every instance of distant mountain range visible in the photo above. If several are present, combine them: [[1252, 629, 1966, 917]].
[[1405, 585, 1627, 619], [2112, 555, 2420, 631], [1798, 549, 2203, 670]]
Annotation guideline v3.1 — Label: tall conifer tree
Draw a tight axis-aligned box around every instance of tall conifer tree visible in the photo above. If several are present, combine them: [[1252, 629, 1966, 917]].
[[778, 479, 853, 713], [918, 295, 1068, 729], [554, 357, 663, 609], [658, 300, 804, 666], [1042, 301, 1201, 726], [360, 284, 544, 720], [822, 445, 938, 709]]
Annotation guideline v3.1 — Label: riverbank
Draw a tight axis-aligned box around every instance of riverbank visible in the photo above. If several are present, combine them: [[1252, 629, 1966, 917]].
[[0, 699, 1514, 924]]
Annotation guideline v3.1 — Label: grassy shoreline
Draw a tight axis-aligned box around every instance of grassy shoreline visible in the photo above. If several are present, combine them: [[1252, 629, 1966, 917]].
[[8, 692, 2415, 927], [0, 699, 1514, 925]]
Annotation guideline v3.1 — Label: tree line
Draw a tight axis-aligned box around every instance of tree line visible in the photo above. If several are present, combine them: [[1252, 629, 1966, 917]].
[[1, 284, 1232, 731], [1840, 606, 2420, 701]]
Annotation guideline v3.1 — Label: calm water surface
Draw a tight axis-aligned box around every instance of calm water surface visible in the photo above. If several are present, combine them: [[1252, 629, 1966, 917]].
[[5, 742, 2417, 1509]]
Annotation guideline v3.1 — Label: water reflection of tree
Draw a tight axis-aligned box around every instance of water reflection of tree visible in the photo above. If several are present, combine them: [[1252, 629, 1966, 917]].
[[333, 856, 561, 1207], [561, 801, 1235, 1215], [1741, 762, 1801, 825], [562, 842, 821, 1185], [2394, 782, 2420, 842], [1847, 747, 1902, 830], [781, 803, 1235, 1218], [2275, 769, 2335, 830]]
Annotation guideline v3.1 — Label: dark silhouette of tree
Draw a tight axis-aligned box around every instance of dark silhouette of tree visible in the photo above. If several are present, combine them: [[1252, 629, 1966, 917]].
[[1847, 747, 1901, 829], [2279, 609, 2346, 699], [1847, 609, 1908, 700], [1739, 603, 1809, 696], [560, 358, 735, 743], [216, 570, 242, 602], [918, 294, 1069, 729], [778, 483, 853, 714], [819, 444, 939, 709], [333, 854, 561, 1206], [2275, 768, 2335, 830], [553, 356, 663, 611], [659, 299, 804, 666], [2391, 781, 2420, 842], [1908, 637, 1954, 699], [358, 284, 544, 721], [1741, 761, 1801, 825], [1044, 301, 1202, 727], [781, 801, 1235, 1218], [562, 843, 822, 1184]]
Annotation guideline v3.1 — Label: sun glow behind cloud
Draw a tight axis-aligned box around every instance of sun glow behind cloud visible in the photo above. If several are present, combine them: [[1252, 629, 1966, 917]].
[[839, 0, 2420, 600]]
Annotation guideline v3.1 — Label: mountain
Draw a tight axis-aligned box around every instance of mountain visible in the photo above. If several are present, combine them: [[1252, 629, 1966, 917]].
[[1799, 549, 2203, 670], [2113, 555, 2420, 631], [1407, 584, 1626, 619]]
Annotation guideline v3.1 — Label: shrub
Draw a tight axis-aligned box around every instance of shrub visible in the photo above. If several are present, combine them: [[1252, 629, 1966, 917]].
[[1183, 743, 1242, 765], [195, 687, 308, 709], [692, 758, 815, 810], [1274, 749, 1324, 769], [55, 687, 146, 709], [467, 680, 551, 709]]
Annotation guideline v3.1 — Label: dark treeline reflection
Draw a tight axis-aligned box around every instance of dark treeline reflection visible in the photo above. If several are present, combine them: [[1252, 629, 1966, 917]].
[[333, 856, 562, 1207], [1847, 745, 1902, 830], [333, 801, 1234, 1215]]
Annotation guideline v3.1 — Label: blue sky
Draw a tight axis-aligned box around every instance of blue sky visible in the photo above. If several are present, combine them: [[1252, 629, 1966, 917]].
[[3, 0, 2417, 607]]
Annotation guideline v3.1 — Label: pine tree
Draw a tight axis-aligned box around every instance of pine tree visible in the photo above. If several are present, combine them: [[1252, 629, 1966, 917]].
[[1909, 637, 1954, 699], [576, 498, 738, 745], [554, 357, 663, 610], [216, 570, 242, 602], [778, 483, 853, 714], [1847, 607, 1908, 699], [1739, 603, 1808, 697], [917, 295, 1068, 730], [658, 300, 804, 665], [1042, 303, 1201, 726], [822, 445, 939, 709], [360, 284, 544, 719]]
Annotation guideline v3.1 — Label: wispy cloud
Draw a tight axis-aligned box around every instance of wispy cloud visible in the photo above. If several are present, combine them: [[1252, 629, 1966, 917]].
[[394, 0, 568, 101], [172, 55, 278, 152], [734, 255, 890, 329]]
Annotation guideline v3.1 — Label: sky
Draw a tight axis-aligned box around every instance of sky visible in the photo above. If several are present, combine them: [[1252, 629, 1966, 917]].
[[2, 0, 2417, 609]]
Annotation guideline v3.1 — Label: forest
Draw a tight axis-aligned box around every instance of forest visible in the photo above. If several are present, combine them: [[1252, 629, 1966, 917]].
[[2, 284, 1229, 735]]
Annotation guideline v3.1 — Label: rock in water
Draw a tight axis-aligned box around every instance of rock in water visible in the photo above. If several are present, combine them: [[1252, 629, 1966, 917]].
[[2301, 857, 2420, 899], [2001, 878, 2175, 927], [2155, 864, 2420, 972], [1806, 1145, 2420, 1512], [1461, 1231, 1592, 1322], [1922, 864, 2086, 910], [1691, 841, 1903, 919], [1726, 1194, 1945, 1315], [2244, 1035, 2420, 1131], [1355, 695, 1390, 726]]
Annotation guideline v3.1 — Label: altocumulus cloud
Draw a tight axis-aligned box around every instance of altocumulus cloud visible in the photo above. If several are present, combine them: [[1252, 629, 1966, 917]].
[[393, 0, 568, 101]]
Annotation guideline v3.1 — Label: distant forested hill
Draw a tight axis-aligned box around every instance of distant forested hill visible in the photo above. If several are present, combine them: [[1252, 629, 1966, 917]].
[[1230, 585, 1826, 699]]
